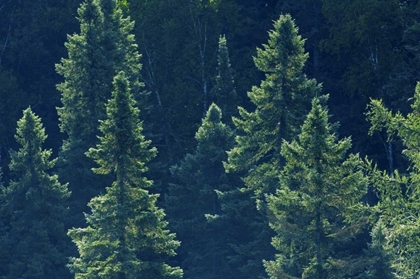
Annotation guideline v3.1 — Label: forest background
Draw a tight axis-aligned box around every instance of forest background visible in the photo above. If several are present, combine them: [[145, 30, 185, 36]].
[[1, 0, 420, 278]]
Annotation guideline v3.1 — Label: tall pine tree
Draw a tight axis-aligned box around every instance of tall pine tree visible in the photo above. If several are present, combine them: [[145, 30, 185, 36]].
[[56, 0, 112, 227], [167, 103, 235, 279], [225, 13, 321, 199], [265, 97, 369, 278], [222, 14, 321, 277], [56, 0, 146, 227], [0, 108, 71, 279], [68, 71, 182, 279]]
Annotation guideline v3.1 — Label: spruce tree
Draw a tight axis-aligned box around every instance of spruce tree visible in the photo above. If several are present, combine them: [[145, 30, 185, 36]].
[[56, 0, 146, 227], [167, 103, 235, 279], [264, 98, 369, 278], [0, 108, 71, 279], [211, 35, 237, 125], [358, 220, 395, 279], [213, 182, 276, 279], [222, 14, 321, 277], [99, 0, 144, 101], [56, 0, 111, 227], [225, 13, 321, 199], [367, 83, 420, 278], [68, 71, 182, 279]]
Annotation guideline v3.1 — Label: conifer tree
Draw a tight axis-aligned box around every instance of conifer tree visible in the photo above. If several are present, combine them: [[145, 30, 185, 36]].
[[211, 35, 237, 124], [68, 71, 182, 279], [56, 0, 112, 227], [99, 0, 144, 101], [264, 98, 369, 278], [225, 13, 321, 199], [56, 0, 146, 227], [213, 181, 276, 279], [0, 108, 71, 279], [367, 83, 420, 278], [167, 103, 235, 279], [222, 14, 321, 277], [359, 220, 395, 279]]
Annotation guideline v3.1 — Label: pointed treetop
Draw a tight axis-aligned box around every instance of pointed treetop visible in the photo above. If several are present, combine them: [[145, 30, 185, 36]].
[[254, 14, 307, 75], [225, 13, 321, 180], [205, 102, 222, 124], [195, 103, 234, 159], [87, 71, 156, 177], [265, 96, 368, 278], [299, 97, 335, 147], [283, 96, 352, 168], [14, 107, 47, 148], [2, 107, 71, 278], [213, 34, 237, 123], [78, 0, 103, 27]]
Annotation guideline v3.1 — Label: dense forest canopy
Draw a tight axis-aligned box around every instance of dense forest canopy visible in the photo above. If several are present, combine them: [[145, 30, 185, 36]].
[[0, 0, 420, 278]]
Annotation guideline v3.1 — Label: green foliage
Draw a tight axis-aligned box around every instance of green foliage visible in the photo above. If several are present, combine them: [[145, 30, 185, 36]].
[[68, 72, 182, 279], [56, 0, 147, 228], [321, 0, 403, 99], [367, 83, 420, 278], [2, 1, 420, 278], [264, 97, 369, 278], [0, 67, 26, 174], [225, 14, 321, 198], [214, 186, 276, 279], [56, 0, 112, 227], [167, 103, 236, 278], [357, 220, 395, 279], [211, 35, 238, 124], [388, 2, 420, 113], [0, 108, 71, 279], [222, 14, 322, 278], [367, 83, 420, 157]]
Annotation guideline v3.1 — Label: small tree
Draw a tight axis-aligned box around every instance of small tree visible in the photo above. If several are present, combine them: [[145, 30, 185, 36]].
[[0, 108, 71, 279], [265, 98, 368, 278], [68, 71, 182, 279], [211, 35, 237, 124], [167, 103, 235, 278]]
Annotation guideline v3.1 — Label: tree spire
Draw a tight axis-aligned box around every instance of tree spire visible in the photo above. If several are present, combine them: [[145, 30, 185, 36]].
[[0, 108, 71, 278], [68, 71, 182, 279]]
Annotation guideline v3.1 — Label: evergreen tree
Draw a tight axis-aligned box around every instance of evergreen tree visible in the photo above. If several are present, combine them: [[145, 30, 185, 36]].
[[367, 82, 420, 278], [167, 103, 236, 278], [211, 35, 237, 125], [68, 71, 182, 279], [358, 220, 395, 279], [0, 108, 71, 279], [99, 0, 144, 102], [225, 13, 321, 199], [264, 97, 369, 278], [222, 14, 321, 277], [56, 0, 147, 227], [213, 182, 276, 279], [56, 0, 112, 227]]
